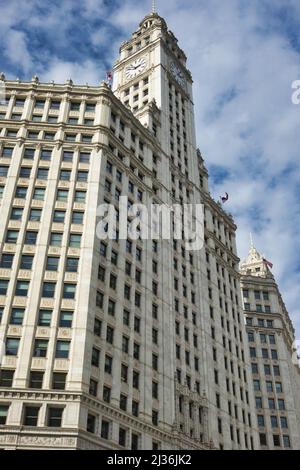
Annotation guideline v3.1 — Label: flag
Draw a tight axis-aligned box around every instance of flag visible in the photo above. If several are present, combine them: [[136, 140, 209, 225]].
[[106, 71, 113, 82], [220, 192, 229, 204], [263, 258, 273, 269]]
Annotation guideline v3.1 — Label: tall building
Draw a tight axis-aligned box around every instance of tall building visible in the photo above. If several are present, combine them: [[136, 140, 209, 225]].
[[0, 9, 298, 451], [240, 243, 300, 449]]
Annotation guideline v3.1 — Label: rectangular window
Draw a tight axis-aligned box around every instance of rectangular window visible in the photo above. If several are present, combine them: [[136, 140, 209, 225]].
[[48, 407, 63, 427], [89, 379, 98, 397], [60, 170, 71, 181], [29, 209, 42, 222], [0, 253, 14, 269], [59, 311, 73, 328], [38, 310, 52, 326], [55, 341, 70, 359], [63, 284, 76, 299], [6, 230, 19, 244], [101, 420, 110, 439], [52, 372, 67, 390], [10, 208, 23, 220], [53, 210, 65, 223], [25, 231, 38, 245], [57, 190, 68, 202], [72, 211, 84, 225], [46, 257, 59, 271], [0, 370, 14, 387], [91, 348, 100, 367], [50, 233, 62, 246], [34, 339, 48, 357], [23, 406, 39, 426], [10, 308, 25, 325], [37, 168, 48, 180], [69, 234, 81, 248], [42, 282, 56, 298], [105, 355, 113, 374], [33, 188, 45, 200], [41, 149, 52, 161], [66, 258, 79, 272], [30, 371, 44, 389], [6, 338, 20, 356]]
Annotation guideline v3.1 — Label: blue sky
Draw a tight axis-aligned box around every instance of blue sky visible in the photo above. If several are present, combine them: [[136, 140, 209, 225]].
[[1, 0, 300, 338]]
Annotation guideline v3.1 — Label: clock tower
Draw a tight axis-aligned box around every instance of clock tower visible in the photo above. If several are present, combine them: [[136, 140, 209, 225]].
[[112, 12, 198, 183]]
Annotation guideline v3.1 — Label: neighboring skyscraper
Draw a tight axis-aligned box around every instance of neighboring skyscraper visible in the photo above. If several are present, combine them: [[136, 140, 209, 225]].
[[240, 243, 300, 449]]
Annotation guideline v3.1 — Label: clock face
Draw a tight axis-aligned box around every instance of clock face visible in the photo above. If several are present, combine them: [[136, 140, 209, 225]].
[[125, 57, 147, 80], [170, 62, 186, 88]]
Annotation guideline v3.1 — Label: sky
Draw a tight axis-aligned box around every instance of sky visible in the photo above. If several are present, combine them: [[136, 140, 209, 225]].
[[0, 0, 300, 338]]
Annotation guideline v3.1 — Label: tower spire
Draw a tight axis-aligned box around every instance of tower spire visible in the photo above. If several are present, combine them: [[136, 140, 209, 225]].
[[152, 0, 157, 13]]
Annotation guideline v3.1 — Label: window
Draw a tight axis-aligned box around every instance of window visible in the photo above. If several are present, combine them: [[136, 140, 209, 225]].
[[275, 382, 283, 393], [53, 210, 65, 223], [273, 365, 280, 376], [250, 347, 256, 358], [0, 370, 14, 387], [273, 435, 280, 447], [259, 433, 267, 446], [86, 414, 96, 434], [0, 406, 8, 425], [283, 435, 290, 448], [29, 209, 42, 222], [266, 381, 273, 392], [262, 349, 268, 359], [89, 379, 98, 397], [268, 398, 275, 410], [280, 417, 288, 429], [72, 211, 83, 225], [132, 401, 139, 417], [152, 410, 158, 426], [34, 339, 48, 357], [108, 299, 115, 316], [96, 291, 103, 308], [103, 386, 110, 402], [52, 373, 67, 390], [255, 397, 262, 409], [46, 257, 59, 271], [121, 364, 128, 382], [105, 355, 113, 374], [60, 170, 71, 181], [63, 284, 76, 299], [101, 420, 110, 439], [41, 149, 52, 161], [0, 253, 14, 268], [60, 311, 73, 328], [21, 255, 34, 270], [94, 318, 102, 336], [106, 326, 114, 344], [38, 310, 52, 327], [11, 208, 23, 220], [0, 279, 8, 295], [33, 188, 45, 200], [23, 406, 39, 426], [42, 282, 56, 298], [57, 190, 68, 202], [271, 350, 278, 360], [69, 234, 81, 248], [20, 167, 31, 178], [30, 371, 44, 389], [86, 103, 96, 112], [48, 407, 63, 427], [271, 416, 278, 428], [77, 171, 88, 182], [278, 399, 285, 411], [50, 233, 62, 246], [2, 147, 14, 158], [6, 230, 19, 243], [79, 152, 90, 163], [25, 231, 38, 245], [119, 428, 127, 447], [15, 187, 27, 199], [120, 394, 127, 411], [6, 338, 20, 356], [257, 415, 265, 427], [45, 132, 55, 141], [91, 348, 100, 367], [50, 101, 61, 110], [55, 341, 70, 359], [10, 308, 25, 325], [37, 168, 48, 180], [133, 371, 139, 389]]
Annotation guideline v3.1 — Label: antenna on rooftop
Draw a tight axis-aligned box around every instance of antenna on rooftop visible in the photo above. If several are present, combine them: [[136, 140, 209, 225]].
[[152, 0, 157, 13]]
